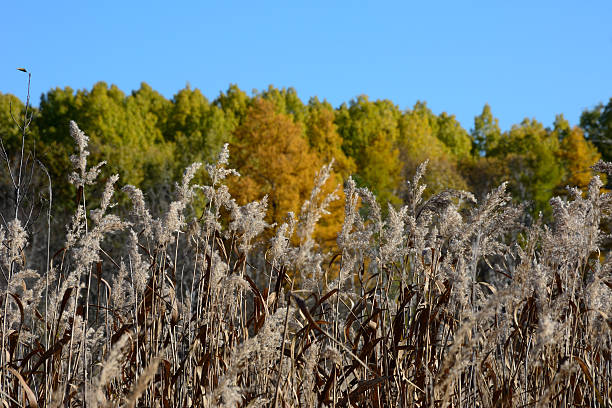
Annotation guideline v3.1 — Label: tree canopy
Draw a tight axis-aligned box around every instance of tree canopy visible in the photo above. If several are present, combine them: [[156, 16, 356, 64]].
[[0, 81, 609, 226]]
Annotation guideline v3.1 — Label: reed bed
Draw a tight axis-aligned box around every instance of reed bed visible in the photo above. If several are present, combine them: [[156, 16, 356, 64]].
[[0, 121, 611, 407]]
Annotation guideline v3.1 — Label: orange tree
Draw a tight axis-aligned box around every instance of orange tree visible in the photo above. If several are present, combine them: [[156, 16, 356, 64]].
[[229, 98, 343, 248]]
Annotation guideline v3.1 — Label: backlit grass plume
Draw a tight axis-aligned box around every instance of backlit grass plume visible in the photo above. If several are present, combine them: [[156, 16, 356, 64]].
[[0, 121, 610, 407]]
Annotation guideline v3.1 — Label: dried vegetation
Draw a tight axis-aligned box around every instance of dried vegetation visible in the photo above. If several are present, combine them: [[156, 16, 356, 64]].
[[0, 121, 611, 407]]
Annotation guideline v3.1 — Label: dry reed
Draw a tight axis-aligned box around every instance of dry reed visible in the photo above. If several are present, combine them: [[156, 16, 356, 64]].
[[0, 121, 610, 407]]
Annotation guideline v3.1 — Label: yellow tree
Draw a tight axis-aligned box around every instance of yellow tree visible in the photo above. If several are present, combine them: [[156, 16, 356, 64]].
[[305, 97, 355, 179], [492, 118, 563, 216], [554, 115, 601, 191], [229, 98, 342, 247], [398, 103, 468, 199], [303, 98, 355, 247], [335, 96, 402, 206]]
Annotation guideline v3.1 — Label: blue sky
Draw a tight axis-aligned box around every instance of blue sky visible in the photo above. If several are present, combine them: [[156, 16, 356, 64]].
[[1, 1, 611, 131]]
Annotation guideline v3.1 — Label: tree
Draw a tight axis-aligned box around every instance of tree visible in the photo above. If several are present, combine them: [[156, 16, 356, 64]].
[[471, 103, 501, 156], [259, 85, 307, 124], [35, 87, 78, 145], [229, 98, 336, 236], [458, 104, 506, 200], [0, 93, 35, 218], [130, 83, 171, 139], [335, 96, 402, 206], [398, 102, 468, 199], [33, 87, 79, 207], [553, 115, 600, 192], [214, 84, 250, 129], [305, 97, 355, 179], [580, 98, 612, 161], [125, 83, 175, 187], [458, 156, 506, 201], [166, 86, 232, 176], [0, 93, 29, 154], [67, 82, 174, 191], [436, 111, 472, 158], [493, 118, 563, 215]]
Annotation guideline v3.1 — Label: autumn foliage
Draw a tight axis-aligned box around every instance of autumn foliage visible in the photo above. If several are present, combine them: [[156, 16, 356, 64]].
[[0, 83, 608, 229]]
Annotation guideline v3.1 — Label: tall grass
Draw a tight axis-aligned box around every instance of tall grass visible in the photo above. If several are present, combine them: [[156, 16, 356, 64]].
[[0, 121, 611, 407]]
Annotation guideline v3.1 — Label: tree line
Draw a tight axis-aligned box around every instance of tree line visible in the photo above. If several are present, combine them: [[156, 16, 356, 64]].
[[1, 82, 611, 239]]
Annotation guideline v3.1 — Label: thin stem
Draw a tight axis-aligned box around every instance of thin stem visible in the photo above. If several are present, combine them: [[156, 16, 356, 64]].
[[15, 72, 31, 220]]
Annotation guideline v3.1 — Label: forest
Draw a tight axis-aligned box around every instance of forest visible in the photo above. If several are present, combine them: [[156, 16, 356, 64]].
[[2, 82, 611, 232], [0, 81, 611, 406]]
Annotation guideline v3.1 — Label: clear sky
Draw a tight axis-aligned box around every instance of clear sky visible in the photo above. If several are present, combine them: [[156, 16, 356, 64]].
[[1, 1, 611, 131]]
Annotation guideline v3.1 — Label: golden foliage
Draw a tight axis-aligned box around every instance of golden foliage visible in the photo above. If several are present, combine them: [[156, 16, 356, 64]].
[[229, 98, 344, 247], [558, 126, 601, 190]]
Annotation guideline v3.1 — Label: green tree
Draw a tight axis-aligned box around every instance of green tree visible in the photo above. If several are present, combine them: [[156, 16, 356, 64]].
[[131, 82, 171, 138], [471, 103, 502, 156], [335, 95, 402, 205], [0, 93, 29, 154], [398, 103, 468, 198], [401, 101, 472, 158], [436, 112, 472, 158], [214, 84, 250, 129], [72, 82, 174, 190], [494, 119, 563, 215], [459, 104, 506, 200], [259, 85, 307, 124], [35, 87, 78, 146], [580, 98, 612, 161], [28, 87, 80, 208], [166, 86, 232, 176], [0, 93, 36, 218]]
